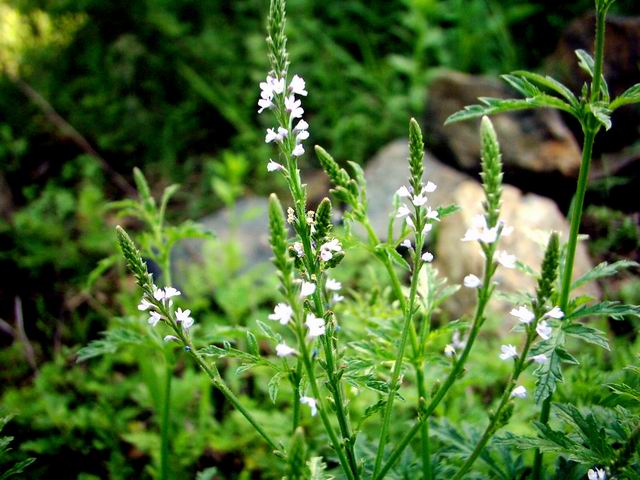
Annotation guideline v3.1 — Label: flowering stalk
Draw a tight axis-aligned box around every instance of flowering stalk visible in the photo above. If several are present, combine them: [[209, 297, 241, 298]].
[[116, 226, 284, 456], [260, 1, 358, 476], [373, 116, 509, 480], [451, 233, 561, 479]]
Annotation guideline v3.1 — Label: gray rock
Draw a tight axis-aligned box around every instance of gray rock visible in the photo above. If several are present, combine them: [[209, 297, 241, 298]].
[[425, 71, 582, 177]]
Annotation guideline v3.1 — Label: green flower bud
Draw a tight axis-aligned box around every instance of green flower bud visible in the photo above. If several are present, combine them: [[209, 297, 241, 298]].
[[116, 226, 152, 293], [266, 0, 289, 79], [313, 198, 333, 244], [479, 116, 504, 227], [536, 232, 560, 306], [315, 145, 350, 189]]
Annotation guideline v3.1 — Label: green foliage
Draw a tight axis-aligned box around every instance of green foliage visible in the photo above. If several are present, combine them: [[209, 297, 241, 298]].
[[0, 416, 35, 480]]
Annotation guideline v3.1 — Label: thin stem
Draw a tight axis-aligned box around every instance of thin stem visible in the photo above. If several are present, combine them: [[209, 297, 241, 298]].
[[292, 359, 302, 433], [534, 128, 597, 479], [372, 226, 426, 477], [590, 8, 608, 103], [160, 359, 172, 480], [374, 248, 496, 480]]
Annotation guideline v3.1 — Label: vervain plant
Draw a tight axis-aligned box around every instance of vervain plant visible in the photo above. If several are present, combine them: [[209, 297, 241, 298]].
[[103, 0, 640, 478]]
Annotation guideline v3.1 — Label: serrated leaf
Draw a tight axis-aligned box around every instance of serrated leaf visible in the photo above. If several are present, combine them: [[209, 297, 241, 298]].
[[307, 457, 334, 480], [256, 320, 279, 341], [509, 71, 578, 107], [436, 203, 461, 219], [563, 323, 610, 350], [572, 260, 639, 290], [533, 344, 575, 404], [588, 103, 612, 130], [607, 383, 640, 402], [566, 301, 640, 321], [76, 328, 148, 362], [610, 83, 640, 110], [575, 49, 595, 77], [268, 372, 284, 404]]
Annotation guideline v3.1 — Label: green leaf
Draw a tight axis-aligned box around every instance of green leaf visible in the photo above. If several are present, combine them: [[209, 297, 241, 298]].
[[445, 94, 574, 125], [572, 260, 639, 290], [85, 254, 119, 290], [76, 327, 148, 362], [588, 103, 612, 130], [268, 372, 284, 404], [610, 83, 640, 110], [436, 204, 461, 220], [246, 331, 259, 357], [376, 244, 410, 271], [532, 344, 577, 404], [563, 323, 610, 350], [566, 301, 640, 321], [607, 383, 640, 402], [575, 49, 595, 77], [307, 457, 334, 480], [509, 71, 578, 107]]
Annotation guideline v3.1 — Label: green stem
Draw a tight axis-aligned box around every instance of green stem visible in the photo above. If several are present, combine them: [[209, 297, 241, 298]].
[[533, 128, 597, 480], [373, 248, 496, 480], [590, 8, 607, 103], [160, 360, 172, 480], [292, 359, 302, 433]]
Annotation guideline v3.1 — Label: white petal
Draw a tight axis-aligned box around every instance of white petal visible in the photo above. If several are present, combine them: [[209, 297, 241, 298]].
[[463, 274, 481, 288], [421, 251, 434, 262]]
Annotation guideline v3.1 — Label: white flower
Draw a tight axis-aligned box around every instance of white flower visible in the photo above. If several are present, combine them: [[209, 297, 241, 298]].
[[163, 335, 179, 342], [500, 344, 518, 360], [444, 344, 456, 357], [320, 239, 342, 261], [461, 215, 498, 243], [412, 193, 428, 207], [289, 74, 308, 96], [588, 468, 606, 480], [296, 129, 309, 142], [422, 223, 433, 235], [276, 342, 296, 357], [452, 331, 466, 349], [511, 385, 527, 398], [164, 286, 181, 299], [269, 303, 293, 325], [332, 293, 344, 303], [300, 281, 316, 298], [271, 76, 285, 94], [326, 278, 342, 291], [423, 181, 437, 193], [148, 311, 163, 327], [258, 97, 273, 114], [138, 297, 153, 311], [422, 251, 434, 262], [267, 160, 284, 172], [500, 222, 514, 237], [396, 185, 411, 197], [300, 395, 318, 416], [464, 274, 481, 288], [284, 95, 304, 118], [176, 308, 194, 330], [425, 206, 439, 220], [510, 306, 535, 324], [544, 306, 564, 319], [305, 313, 325, 338], [536, 320, 552, 340], [293, 242, 305, 257], [292, 144, 305, 157], [530, 354, 548, 364], [265, 128, 287, 144], [153, 286, 166, 301], [294, 119, 309, 132], [496, 251, 517, 269], [480, 226, 499, 244], [400, 239, 412, 249], [406, 216, 415, 229], [396, 204, 411, 218]]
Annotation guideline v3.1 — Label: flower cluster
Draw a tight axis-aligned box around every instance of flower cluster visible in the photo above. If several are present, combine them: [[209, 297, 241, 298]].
[[137, 284, 194, 333], [396, 183, 438, 234]]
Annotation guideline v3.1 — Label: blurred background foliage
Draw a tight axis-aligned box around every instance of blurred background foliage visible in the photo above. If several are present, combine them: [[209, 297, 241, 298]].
[[1, 0, 640, 478]]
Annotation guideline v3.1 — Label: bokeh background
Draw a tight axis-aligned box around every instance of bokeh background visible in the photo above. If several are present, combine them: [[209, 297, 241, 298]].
[[1, 0, 639, 478]]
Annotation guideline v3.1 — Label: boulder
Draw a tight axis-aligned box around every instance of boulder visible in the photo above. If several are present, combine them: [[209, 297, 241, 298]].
[[425, 71, 582, 177], [435, 180, 600, 317]]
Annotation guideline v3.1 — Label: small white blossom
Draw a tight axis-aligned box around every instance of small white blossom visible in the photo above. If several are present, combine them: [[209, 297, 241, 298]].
[[326, 278, 342, 291], [544, 306, 564, 319], [267, 160, 284, 172], [412, 193, 428, 207], [510, 306, 535, 324], [294, 119, 309, 132], [292, 144, 305, 157], [444, 344, 456, 357], [176, 308, 194, 330], [289, 75, 308, 96], [332, 293, 344, 303], [300, 281, 316, 298], [536, 320, 552, 340], [258, 97, 273, 114], [276, 342, 297, 357], [265, 127, 288, 143], [530, 354, 548, 364], [320, 239, 342, 261], [396, 204, 411, 218], [293, 242, 305, 257], [452, 331, 466, 350], [496, 251, 517, 269], [400, 239, 412, 249], [461, 215, 498, 243], [153, 286, 166, 301], [163, 335, 179, 342], [284, 95, 304, 118], [269, 303, 293, 325], [148, 311, 163, 327], [138, 297, 153, 311], [396, 185, 411, 197], [425, 206, 439, 220], [406, 216, 415, 229], [511, 385, 527, 398], [296, 129, 309, 142], [500, 222, 514, 237], [422, 223, 433, 235], [588, 468, 606, 480], [500, 344, 518, 360], [423, 181, 437, 193], [422, 251, 434, 262], [300, 395, 318, 416], [164, 287, 181, 299], [464, 274, 482, 288], [287, 207, 296, 224], [305, 313, 325, 338]]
